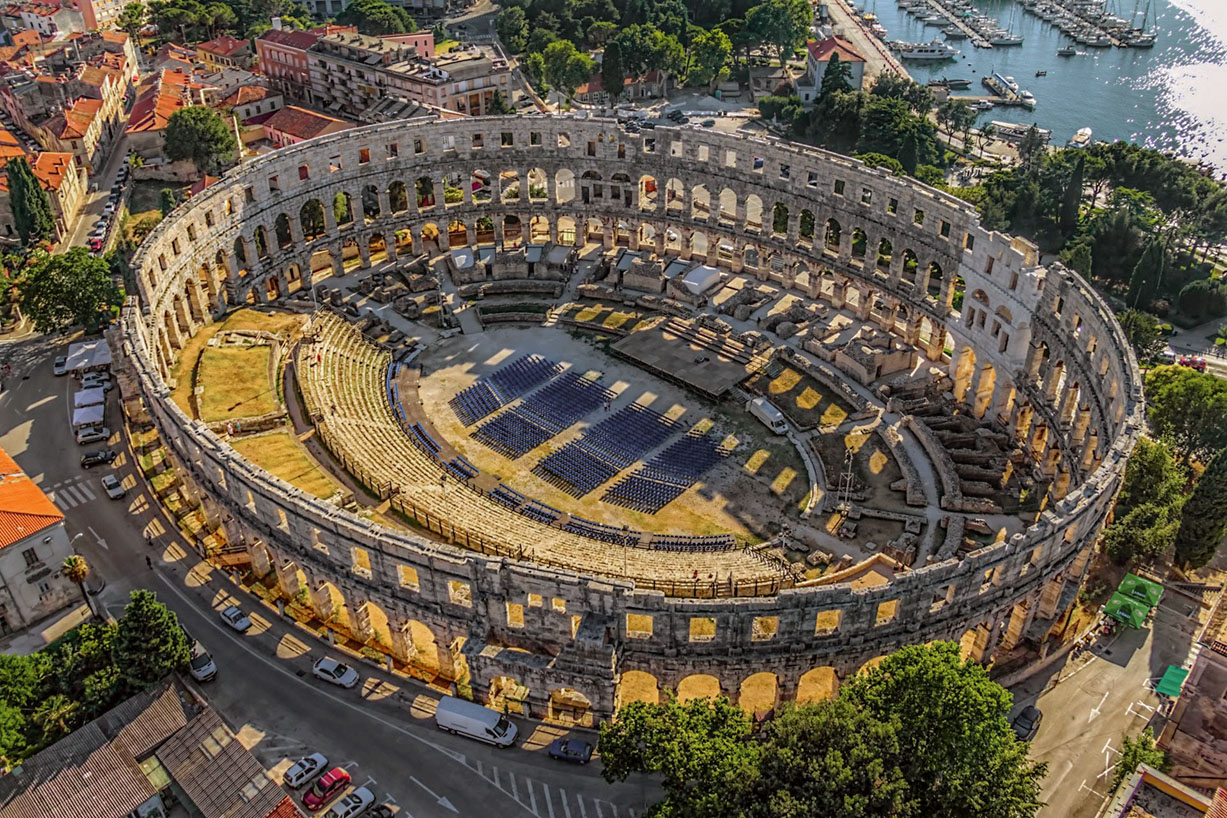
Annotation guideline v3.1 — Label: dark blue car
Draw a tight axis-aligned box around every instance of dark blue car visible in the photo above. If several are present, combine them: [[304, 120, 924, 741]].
[[547, 738, 594, 764]]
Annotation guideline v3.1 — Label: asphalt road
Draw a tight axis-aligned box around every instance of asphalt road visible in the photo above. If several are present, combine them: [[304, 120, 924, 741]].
[[63, 133, 131, 252], [0, 337, 651, 818]]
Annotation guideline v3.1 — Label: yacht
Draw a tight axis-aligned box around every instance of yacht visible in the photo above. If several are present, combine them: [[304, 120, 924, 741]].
[[898, 39, 959, 60], [1057, 45, 1077, 56], [989, 32, 1024, 45], [871, 22, 888, 37], [943, 25, 968, 38], [1067, 127, 1093, 148], [1018, 90, 1036, 109]]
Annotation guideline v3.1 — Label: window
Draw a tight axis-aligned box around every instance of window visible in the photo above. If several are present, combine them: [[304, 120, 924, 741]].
[[186, 224, 196, 241], [268, 174, 280, 193], [350, 547, 372, 579], [939, 219, 951, 238], [814, 610, 841, 635], [779, 163, 790, 179], [587, 140, 597, 157], [689, 617, 716, 642], [397, 565, 419, 591], [807, 170, 818, 187], [358, 148, 370, 164], [964, 232, 975, 251], [501, 131, 513, 147], [752, 616, 779, 641], [298, 164, 309, 180], [530, 131, 542, 146], [725, 149, 737, 168], [414, 138, 424, 154], [205, 210, 214, 227], [244, 186, 255, 203], [37, 581, 51, 597], [527, 593, 543, 607], [506, 602, 525, 628], [551, 597, 567, 613], [887, 197, 898, 215], [387, 142, 398, 157], [913, 208, 925, 225], [861, 188, 872, 205], [626, 613, 653, 638], [833, 179, 845, 196], [447, 580, 472, 607], [876, 600, 899, 625]]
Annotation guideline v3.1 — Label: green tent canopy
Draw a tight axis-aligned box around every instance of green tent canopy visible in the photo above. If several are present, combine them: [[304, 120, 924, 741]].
[[1104, 592, 1148, 628], [1118, 573, 1164, 608], [1156, 665, 1190, 698]]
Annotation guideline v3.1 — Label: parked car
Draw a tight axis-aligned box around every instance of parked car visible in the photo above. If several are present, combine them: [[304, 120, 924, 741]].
[[547, 737, 593, 764], [89, 238, 104, 252], [366, 805, 396, 818], [81, 373, 113, 391], [53, 355, 69, 376], [1178, 355, 1207, 373], [700, 118, 715, 127], [325, 787, 375, 818], [219, 605, 252, 632], [1011, 704, 1043, 740], [312, 657, 360, 689], [283, 752, 328, 789], [101, 473, 126, 499], [80, 449, 117, 468], [434, 695, 517, 747], [75, 426, 110, 445], [302, 767, 352, 811], [188, 645, 217, 682]]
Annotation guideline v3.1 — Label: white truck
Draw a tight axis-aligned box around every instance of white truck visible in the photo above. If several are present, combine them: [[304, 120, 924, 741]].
[[434, 695, 518, 747], [747, 397, 787, 434]]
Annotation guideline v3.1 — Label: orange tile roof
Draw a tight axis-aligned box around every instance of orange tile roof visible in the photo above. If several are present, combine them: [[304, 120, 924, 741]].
[[99, 30, 127, 44], [126, 69, 198, 134], [57, 97, 101, 138], [31, 151, 72, 190], [0, 446, 62, 550], [10, 29, 39, 48], [196, 35, 250, 58], [807, 37, 866, 64], [263, 104, 351, 140], [219, 83, 271, 107], [265, 797, 306, 818]]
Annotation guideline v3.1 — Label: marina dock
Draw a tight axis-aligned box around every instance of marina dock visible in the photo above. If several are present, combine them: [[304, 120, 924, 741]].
[[921, 0, 993, 48]]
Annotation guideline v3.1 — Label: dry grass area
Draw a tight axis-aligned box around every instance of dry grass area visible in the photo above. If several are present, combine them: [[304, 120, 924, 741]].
[[562, 302, 646, 332], [197, 346, 276, 422], [416, 326, 808, 542], [230, 430, 340, 499], [746, 366, 855, 430], [169, 309, 307, 419]]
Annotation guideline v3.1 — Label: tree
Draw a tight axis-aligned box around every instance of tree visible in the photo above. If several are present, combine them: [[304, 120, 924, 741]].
[[115, 2, 146, 37], [1174, 448, 1227, 568], [746, 0, 810, 67], [159, 188, 179, 217], [819, 51, 852, 98], [843, 643, 1046, 818], [15, 248, 120, 332], [487, 89, 513, 115], [62, 555, 90, 602], [6, 157, 54, 246], [599, 696, 758, 817], [857, 97, 938, 174], [870, 73, 933, 114], [686, 28, 731, 88], [495, 6, 528, 52], [523, 51, 548, 92], [1018, 125, 1046, 170], [586, 20, 618, 46], [1145, 365, 1227, 464], [1099, 437, 1185, 565], [1060, 241, 1093, 276], [31, 694, 78, 745], [542, 39, 595, 100], [1127, 240, 1164, 308], [1110, 729, 1168, 793], [112, 590, 191, 690], [1116, 309, 1165, 364], [335, 0, 414, 35], [164, 106, 237, 175], [600, 39, 625, 103], [1061, 153, 1085, 233], [742, 699, 911, 818]]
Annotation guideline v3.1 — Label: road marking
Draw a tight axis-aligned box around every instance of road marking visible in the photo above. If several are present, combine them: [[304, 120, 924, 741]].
[[594, 799, 604, 818], [543, 784, 554, 818], [577, 797, 588, 818], [80, 483, 96, 501], [560, 789, 572, 818], [409, 775, 458, 814], [362, 776, 377, 789], [527, 779, 538, 815], [343, 761, 360, 770], [511, 773, 519, 801], [1088, 690, 1109, 722], [87, 525, 108, 550]]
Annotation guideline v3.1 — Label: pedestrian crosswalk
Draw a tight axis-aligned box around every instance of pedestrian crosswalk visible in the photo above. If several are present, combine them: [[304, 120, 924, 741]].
[[46, 477, 98, 509], [463, 758, 638, 818]]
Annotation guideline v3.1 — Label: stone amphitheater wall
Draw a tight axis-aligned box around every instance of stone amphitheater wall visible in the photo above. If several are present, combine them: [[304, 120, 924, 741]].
[[122, 116, 1144, 717]]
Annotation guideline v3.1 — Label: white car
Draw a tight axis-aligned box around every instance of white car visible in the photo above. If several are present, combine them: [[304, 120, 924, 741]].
[[53, 356, 68, 376], [312, 657, 360, 689], [325, 786, 375, 818], [188, 646, 217, 682], [283, 752, 328, 789], [219, 605, 252, 632], [81, 373, 112, 390], [101, 473, 125, 499], [75, 426, 110, 445]]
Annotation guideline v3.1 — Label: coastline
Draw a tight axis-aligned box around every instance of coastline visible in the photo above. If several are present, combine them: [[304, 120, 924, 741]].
[[825, 0, 909, 81]]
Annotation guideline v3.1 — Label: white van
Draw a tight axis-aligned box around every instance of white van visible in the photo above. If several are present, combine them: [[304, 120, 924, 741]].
[[434, 696, 518, 747], [747, 397, 787, 434]]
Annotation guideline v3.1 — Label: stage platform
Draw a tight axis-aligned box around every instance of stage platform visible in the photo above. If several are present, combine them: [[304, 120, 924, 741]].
[[610, 318, 768, 399]]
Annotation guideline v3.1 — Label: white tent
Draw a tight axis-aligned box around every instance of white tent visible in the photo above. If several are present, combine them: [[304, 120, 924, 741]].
[[74, 387, 105, 408], [72, 404, 105, 428], [681, 264, 722, 295], [449, 247, 475, 269], [65, 339, 112, 373]]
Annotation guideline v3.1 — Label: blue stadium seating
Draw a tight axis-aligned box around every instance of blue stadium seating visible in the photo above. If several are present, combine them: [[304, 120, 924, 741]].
[[473, 371, 613, 458], [449, 354, 562, 426], [602, 431, 730, 513], [535, 404, 678, 496]]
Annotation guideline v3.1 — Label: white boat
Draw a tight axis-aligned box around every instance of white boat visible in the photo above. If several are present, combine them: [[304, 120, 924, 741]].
[[943, 25, 968, 38], [1067, 127, 1092, 148], [1018, 90, 1036, 109], [1057, 45, 1077, 56], [898, 39, 959, 60], [989, 32, 1024, 45], [972, 100, 995, 111]]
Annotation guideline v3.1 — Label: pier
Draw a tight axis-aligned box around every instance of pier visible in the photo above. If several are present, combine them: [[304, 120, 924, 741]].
[[1016, 0, 1127, 48], [827, 0, 909, 79], [922, 0, 993, 48]]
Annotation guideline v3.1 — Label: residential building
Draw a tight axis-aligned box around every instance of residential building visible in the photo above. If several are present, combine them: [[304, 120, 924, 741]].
[[1, 1, 83, 40], [262, 103, 352, 147], [197, 66, 265, 103], [154, 41, 197, 73], [217, 83, 282, 124], [1159, 595, 1227, 789], [126, 69, 205, 160], [0, 681, 305, 818], [574, 70, 665, 106], [254, 21, 353, 104], [74, 0, 124, 31], [796, 37, 867, 104], [306, 30, 513, 119], [1102, 764, 1227, 817], [0, 445, 76, 635], [196, 34, 253, 71], [42, 96, 104, 171]]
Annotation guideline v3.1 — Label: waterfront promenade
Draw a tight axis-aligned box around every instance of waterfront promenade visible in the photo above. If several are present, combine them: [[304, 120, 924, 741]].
[[827, 0, 908, 81]]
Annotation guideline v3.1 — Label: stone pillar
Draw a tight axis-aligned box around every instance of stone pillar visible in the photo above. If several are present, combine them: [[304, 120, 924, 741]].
[[164, 311, 185, 350], [248, 542, 271, 578], [1037, 575, 1064, 619], [433, 181, 448, 213], [358, 239, 372, 268], [384, 230, 399, 262], [999, 598, 1034, 651], [376, 188, 390, 218], [276, 560, 301, 599], [322, 203, 337, 235], [310, 581, 335, 622], [352, 601, 375, 643]]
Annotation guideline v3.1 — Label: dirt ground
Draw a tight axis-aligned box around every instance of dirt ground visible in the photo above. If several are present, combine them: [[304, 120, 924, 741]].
[[416, 326, 809, 543], [811, 421, 911, 516], [745, 366, 856, 430]]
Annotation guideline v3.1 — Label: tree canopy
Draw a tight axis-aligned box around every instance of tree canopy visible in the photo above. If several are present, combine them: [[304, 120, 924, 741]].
[[1174, 447, 1227, 568], [6, 157, 54, 247], [600, 642, 1045, 818], [164, 106, 238, 175], [1143, 364, 1227, 464], [15, 248, 120, 332], [336, 0, 415, 35], [113, 590, 191, 690], [542, 39, 595, 99]]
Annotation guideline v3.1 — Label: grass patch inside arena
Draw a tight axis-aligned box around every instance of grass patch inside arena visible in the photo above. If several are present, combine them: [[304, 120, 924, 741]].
[[196, 345, 276, 422], [230, 430, 339, 499], [745, 366, 855, 430]]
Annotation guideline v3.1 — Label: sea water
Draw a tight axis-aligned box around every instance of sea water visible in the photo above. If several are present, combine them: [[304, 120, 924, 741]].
[[863, 0, 1227, 170]]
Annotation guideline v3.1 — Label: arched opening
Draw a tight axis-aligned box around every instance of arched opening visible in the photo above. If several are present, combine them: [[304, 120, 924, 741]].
[[717, 188, 737, 225], [742, 244, 759, 269], [616, 669, 660, 708], [953, 345, 977, 404], [332, 192, 353, 227], [387, 180, 409, 214], [851, 228, 867, 259], [689, 231, 708, 258], [361, 184, 381, 223], [610, 172, 632, 208], [959, 625, 992, 663], [638, 223, 657, 247], [825, 218, 841, 251], [232, 236, 250, 274], [420, 222, 441, 252], [529, 215, 550, 244], [744, 194, 763, 232], [309, 247, 335, 279], [690, 184, 710, 219], [557, 215, 577, 245], [771, 202, 789, 237], [285, 262, 303, 293], [738, 672, 778, 717], [639, 175, 658, 211], [499, 169, 520, 203], [253, 226, 270, 259], [901, 249, 918, 284], [368, 233, 388, 265], [402, 619, 440, 671], [665, 178, 685, 213], [274, 213, 293, 250], [300, 199, 325, 241], [527, 168, 548, 202], [548, 688, 593, 727], [488, 675, 530, 716], [927, 261, 944, 299], [676, 673, 722, 703], [798, 209, 815, 243], [443, 172, 464, 205], [415, 176, 436, 209], [504, 215, 523, 248], [614, 220, 631, 246], [796, 667, 839, 703], [584, 217, 604, 243], [341, 237, 361, 271], [858, 654, 888, 675], [580, 170, 602, 206], [265, 275, 281, 300], [475, 215, 495, 245], [555, 169, 575, 204], [876, 237, 892, 270], [448, 218, 468, 247], [663, 227, 682, 253], [395, 228, 413, 256]]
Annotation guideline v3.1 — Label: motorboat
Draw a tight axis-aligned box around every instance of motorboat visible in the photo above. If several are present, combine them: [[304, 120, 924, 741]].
[[1057, 45, 1077, 56], [943, 25, 968, 38], [1034, 70, 1047, 76], [972, 100, 995, 111], [989, 32, 1024, 45], [1067, 127, 1093, 148], [1018, 90, 1036, 109], [898, 39, 959, 60]]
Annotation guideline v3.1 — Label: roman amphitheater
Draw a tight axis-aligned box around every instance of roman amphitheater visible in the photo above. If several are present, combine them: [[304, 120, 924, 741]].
[[119, 115, 1144, 723]]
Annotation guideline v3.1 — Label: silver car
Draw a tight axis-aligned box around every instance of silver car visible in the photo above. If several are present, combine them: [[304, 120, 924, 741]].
[[283, 752, 328, 788], [101, 473, 125, 499], [312, 657, 360, 689], [326, 786, 375, 818], [219, 605, 253, 632]]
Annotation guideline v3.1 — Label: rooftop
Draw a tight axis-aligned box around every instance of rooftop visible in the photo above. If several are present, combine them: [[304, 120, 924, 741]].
[[0, 444, 63, 550], [30, 150, 74, 191], [197, 35, 251, 58], [263, 104, 352, 140], [807, 36, 867, 64]]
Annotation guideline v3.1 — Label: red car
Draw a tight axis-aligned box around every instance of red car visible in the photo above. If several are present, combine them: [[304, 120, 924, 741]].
[[1179, 356, 1207, 373], [302, 767, 351, 811]]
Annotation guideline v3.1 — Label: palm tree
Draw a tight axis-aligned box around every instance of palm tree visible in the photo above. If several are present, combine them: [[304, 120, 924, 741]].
[[62, 555, 92, 615]]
